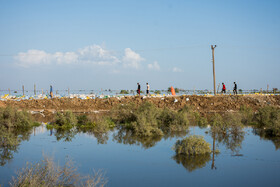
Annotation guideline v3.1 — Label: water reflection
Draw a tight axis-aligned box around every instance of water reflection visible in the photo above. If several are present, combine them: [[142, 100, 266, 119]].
[[113, 129, 162, 149], [113, 128, 188, 149], [84, 131, 109, 144], [211, 133, 217, 170], [172, 154, 211, 172], [54, 128, 77, 142], [210, 124, 245, 155], [253, 129, 280, 150], [49, 127, 110, 144], [0, 126, 31, 166]]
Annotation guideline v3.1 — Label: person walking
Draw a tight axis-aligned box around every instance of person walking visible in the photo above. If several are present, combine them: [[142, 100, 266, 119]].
[[233, 82, 237, 95], [146, 83, 150, 96], [137, 83, 141, 96], [50, 85, 53, 98], [222, 83, 226, 94]]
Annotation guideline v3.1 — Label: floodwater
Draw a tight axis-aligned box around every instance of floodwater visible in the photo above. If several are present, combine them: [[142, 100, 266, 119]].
[[1, 125, 280, 187]]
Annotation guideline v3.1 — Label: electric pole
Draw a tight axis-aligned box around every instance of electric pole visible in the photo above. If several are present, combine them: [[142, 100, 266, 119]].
[[211, 45, 217, 95]]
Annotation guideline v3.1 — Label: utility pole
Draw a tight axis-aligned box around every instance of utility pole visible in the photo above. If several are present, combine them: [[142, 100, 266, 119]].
[[211, 45, 217, 95]]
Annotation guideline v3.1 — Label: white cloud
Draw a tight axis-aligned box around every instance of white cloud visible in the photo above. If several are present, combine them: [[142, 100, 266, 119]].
[[78, 45, 120, 65], [14, 45, 120, 68], [122, 48, 144, 69], [148, 61, 160, 71], [54, 52, 78, 64], [15, 50, 52, 67], [172, 67, 183, 72], [14, 45, 147, 74]]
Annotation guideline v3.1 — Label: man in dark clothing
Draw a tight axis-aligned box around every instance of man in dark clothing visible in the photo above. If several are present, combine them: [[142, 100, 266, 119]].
[[137, 83, 141, 96], [222, 83, 226, 94], [233, 82, 237, 95]]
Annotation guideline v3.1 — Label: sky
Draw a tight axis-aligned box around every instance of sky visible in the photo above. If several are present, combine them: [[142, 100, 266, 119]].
[[0, 0, 279, 91]]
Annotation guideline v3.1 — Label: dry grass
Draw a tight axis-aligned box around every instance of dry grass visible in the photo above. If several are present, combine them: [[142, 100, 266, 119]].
[[10, 156, 107, 187]]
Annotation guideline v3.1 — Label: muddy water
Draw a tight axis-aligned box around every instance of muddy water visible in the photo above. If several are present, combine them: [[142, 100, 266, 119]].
[[0, 126, 280, 187]]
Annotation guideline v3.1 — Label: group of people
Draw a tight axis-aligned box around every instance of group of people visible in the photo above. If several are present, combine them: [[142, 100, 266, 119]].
[[221, 82, 238, 95], [136, 82, 238, 96], [50, 82, 239, 98], [137, 83, 150, 96]]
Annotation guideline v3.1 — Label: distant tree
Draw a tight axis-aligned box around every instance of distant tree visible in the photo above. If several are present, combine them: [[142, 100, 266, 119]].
[[120, 90, 129, 94], [154, 90, 161, 94]]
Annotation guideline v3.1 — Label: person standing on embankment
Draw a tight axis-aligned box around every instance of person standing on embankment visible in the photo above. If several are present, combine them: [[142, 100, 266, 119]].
[[146, 83, 150, 96], [137, 83, 141, 96], [222, 83, 226, 94], [233, 82, 237, 95], [50, 85, 53, 98]]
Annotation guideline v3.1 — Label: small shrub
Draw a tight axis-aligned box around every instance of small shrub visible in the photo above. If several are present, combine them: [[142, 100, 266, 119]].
[[110, 103, 137, 124], [193, 112, 208, 128], [53, 111, 77, 128], [159, 108, 189, 132], [112, 102, 189, 137], [129, 102, 163, 136], [77, 114, 94, 128], [120, 90, 129, 94], [239, 105, 254, 125], [209, 113, 227, 133], [154, 90, 161, 94], [76, 115, 115, 132], [174, 135, 211, 155], [254, 106, 280, 136], [94, 117, 115, 132], [0, 107, 36, 130]]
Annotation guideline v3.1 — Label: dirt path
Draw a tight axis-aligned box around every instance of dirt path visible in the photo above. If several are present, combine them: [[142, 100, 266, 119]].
[[1, 95, 279, 116]]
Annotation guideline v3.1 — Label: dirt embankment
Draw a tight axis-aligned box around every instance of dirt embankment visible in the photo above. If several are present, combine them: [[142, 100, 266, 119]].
[[1, 95, 280, 115]]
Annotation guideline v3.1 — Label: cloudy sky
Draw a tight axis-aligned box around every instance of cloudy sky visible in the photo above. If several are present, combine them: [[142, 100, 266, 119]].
[[0, 0, 279, 91]]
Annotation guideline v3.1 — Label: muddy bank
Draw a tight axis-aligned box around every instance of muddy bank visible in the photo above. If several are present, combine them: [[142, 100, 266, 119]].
[[1, 95, 279, 116]]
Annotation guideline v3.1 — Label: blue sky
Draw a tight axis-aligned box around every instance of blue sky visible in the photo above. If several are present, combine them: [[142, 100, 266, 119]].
[[0, 0, 279, 91]]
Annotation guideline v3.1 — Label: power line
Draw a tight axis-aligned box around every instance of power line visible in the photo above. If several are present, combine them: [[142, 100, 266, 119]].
[[0, 45, 208, 57]]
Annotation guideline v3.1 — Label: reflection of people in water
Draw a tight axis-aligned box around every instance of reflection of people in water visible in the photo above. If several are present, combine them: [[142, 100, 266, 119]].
[[50, 128, 53, 136]]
